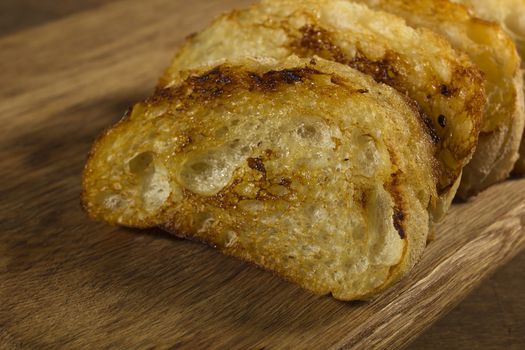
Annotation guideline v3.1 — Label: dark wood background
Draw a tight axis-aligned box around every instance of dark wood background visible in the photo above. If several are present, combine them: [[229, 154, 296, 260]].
[[1, 1, 523, 349]]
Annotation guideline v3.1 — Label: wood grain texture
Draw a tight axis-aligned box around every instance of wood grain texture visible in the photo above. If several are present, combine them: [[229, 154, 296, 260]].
[[410, 249, 525, 350], [1, 0, 524, 349], [0, 0, 108, 35]]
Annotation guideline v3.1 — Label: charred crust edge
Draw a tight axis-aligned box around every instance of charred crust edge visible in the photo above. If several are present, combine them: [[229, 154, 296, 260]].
[[385, 150, 407, 240], [291, 25, 401, 87], [150, 65, 325, 108]]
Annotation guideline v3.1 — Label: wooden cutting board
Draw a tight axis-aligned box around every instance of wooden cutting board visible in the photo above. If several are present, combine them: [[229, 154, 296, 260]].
[[1, 0, 524, 349]]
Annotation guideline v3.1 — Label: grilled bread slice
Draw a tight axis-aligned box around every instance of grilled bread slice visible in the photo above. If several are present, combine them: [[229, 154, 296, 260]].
[[451, 0, 525, 61], [451, 0, 525, 174], [160, 0, 485, 210], [357, 0, 525, 197], [82, 56, 440, 300]]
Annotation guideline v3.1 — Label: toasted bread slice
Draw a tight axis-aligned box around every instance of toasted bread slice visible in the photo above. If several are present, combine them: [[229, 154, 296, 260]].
[[451, 0, 525, 174], [451, 0, 525, 60], [356, 0, 525, 197], [160, 0, 485, 209], [82, 56, 439, 300]]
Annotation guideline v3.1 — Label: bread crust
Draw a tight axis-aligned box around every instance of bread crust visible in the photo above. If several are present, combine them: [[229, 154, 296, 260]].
[[515, 124, 525, 174], [459, 71, 525, 196], [82, 56, 439, 300]]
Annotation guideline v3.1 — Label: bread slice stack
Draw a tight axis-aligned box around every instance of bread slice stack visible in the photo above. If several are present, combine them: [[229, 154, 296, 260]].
[[356, 0, 524, 198], [82, 0, 524, 300], [450, 0, 525, 174], [161, 0, 486, 211]]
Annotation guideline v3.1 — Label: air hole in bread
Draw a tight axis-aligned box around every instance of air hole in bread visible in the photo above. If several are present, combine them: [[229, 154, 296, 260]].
[[367, 186, 404, 266], [129, 151, 171, 211], [195, 211, 215, 233], [189, 161, 212, 174], [129, 151, 154, 174], [142, 165, 170, 211], [215, 126, 229, 137], [297, 123, 318, 139], [178, 149, 240, 196], [228, 139, 241, 149], [356, 134, 381, 177], [103, 194, 125, 210]]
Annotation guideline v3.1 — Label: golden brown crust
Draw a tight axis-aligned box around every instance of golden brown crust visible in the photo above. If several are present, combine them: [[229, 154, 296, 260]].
[[291, 26, 403, 89], [459, 71, 525, 196]]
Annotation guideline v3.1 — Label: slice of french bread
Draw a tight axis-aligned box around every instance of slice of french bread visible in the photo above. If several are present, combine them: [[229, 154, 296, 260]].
[[451, 0, 525, 175], [82, 56, 439, 300], [357, 0, 525, 197]]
